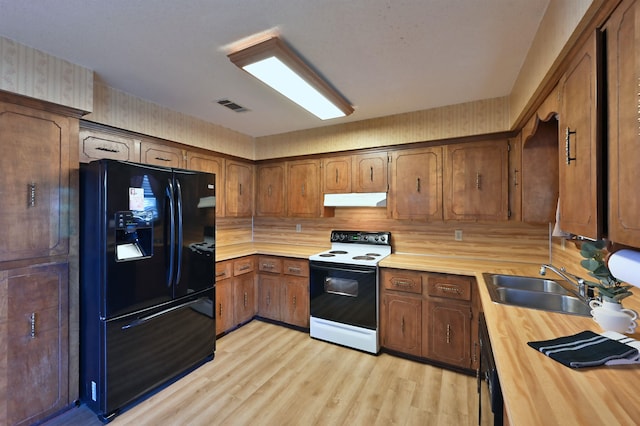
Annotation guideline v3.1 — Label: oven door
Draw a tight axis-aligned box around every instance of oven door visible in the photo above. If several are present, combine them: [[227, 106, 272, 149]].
[[309, 261, 378, 329]]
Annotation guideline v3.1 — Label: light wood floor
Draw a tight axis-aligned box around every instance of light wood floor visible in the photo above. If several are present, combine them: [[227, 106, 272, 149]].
[[43, 320, 477, 426]]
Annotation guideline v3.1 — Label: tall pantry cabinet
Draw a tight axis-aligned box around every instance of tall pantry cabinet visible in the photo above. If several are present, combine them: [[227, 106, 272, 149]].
[[0, 93, 83, 425]]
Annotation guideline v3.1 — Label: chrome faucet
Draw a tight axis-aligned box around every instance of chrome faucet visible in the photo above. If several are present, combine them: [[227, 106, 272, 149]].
[[539, 264, 592, 300]]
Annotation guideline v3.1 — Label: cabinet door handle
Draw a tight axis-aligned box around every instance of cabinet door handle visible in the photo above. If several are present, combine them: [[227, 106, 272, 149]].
[[30, 312, 37, 338], [370, 166, 374, 182], [262, 263, 275, 269], [244, 292, 248, 308], [476, 172, 481, 189], [239, 265, 251, 271], [437, 285, 461, 294], [301, 184, 305, 196], [565, 127, 577, 164], [416, 177, 421, 193], [28, 183, 36, 208], [293, 295, 297, 306], [401, 316, 405, 334], [446, 324, 451, 344], [239, 183, 243, 195], [513, 168, 519, 187], [268, 185, 272, 197], [216, 271, 227, 278], [155, 156, 171, 162], [335, 169, 339, 183], [266, 293, 271, 305], [218, 303, 223, 317]]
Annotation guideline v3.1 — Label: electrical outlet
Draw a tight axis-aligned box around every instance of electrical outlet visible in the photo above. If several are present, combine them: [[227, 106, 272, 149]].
[[454, 229, 463, 241], [296, 224, 302, 233]]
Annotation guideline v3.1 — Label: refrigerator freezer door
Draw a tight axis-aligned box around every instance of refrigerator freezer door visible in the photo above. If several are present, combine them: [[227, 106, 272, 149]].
[[84, 290, 215, 420]]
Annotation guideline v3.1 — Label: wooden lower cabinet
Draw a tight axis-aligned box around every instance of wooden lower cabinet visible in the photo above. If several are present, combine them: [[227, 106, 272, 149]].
[[215, 257, 255, 336], [0, 262, 69, 426], [257, 256, 310, 328], [424, 300, 472, 366], [380, 268, 478, 371], [381, 293, 422, 356], [215, 260, 234, 335]]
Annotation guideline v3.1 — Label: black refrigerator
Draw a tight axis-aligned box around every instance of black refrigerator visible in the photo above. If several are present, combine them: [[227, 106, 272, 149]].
[[79, 159, 216, 421]]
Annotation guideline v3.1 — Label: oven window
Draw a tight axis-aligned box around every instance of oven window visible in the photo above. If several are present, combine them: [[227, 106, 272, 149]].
[[310, 261, 377, 329], [325, 277, 358, 297]]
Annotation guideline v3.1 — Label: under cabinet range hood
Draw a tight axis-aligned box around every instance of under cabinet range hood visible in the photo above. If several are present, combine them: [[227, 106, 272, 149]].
[[323, 192, 387, 207]]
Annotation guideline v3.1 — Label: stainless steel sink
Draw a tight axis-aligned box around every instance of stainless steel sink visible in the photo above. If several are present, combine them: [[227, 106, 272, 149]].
[[483, 273, 591, 316], [486, 274, 570, 294]]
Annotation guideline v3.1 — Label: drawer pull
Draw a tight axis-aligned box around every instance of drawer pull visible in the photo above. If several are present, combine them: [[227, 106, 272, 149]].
[[96, 146, 120, 153], [216, 271, 227, 278], [437, 285, 461, 294], [288, 266, 301, 273], [392, 279, 414, 288], [239, 265, 251, 271], [155, 156, 171, 162], [262, 263, 275, 269]]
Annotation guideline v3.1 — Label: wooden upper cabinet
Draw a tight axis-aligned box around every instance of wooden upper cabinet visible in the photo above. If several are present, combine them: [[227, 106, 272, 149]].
[[389, 147, 443, 220], [443, 140, 510, 221], [79, 127, 141, 163], [140, 140, 185, 168], [0, 101, 73, 262], [605, 0, 640, 246], [322, 156, 352, 193], [187, 151, 225, 217], [255, 163, 285, 216], [352, 152, 388, 192], [557, 31, 603, 239], [287, 159, 321, 217], [225, 160, 254, 217]]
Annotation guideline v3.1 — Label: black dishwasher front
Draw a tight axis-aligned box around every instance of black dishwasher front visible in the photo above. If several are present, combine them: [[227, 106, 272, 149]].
[[478, 313, 503, 426]]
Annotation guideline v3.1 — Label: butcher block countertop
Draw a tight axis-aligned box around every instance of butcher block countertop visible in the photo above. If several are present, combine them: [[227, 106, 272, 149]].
[[217, 245, 640, 425]]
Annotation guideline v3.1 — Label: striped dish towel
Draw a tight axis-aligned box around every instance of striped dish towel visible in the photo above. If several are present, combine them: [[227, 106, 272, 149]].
[[528, 330, 639, 368]]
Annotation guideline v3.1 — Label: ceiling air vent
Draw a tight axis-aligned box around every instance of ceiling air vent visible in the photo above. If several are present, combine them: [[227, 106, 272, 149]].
[[217, 99, 249, 112]]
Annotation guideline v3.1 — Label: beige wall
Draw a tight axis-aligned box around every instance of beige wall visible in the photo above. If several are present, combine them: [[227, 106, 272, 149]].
[[509, 0, 596, 127], [84, 79, 255, 159], [255, 97, 510, 160], [0, 35, 93, 112]]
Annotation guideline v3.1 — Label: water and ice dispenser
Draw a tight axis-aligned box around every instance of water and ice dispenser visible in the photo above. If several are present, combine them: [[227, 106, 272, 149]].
[[114, 211, 153, 261]]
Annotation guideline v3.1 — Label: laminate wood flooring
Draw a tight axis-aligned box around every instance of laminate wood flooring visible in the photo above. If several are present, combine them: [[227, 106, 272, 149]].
[[43, 320, 477, 426]]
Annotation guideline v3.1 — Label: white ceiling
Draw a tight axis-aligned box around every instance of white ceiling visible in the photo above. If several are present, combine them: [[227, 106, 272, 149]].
[[0, 0, 550, 138]]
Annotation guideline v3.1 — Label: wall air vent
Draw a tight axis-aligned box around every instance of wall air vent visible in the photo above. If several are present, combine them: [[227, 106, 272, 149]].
[[217, 99, 249, 112]]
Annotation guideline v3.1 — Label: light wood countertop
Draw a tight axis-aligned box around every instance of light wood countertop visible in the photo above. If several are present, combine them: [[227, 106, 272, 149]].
[[381, 253, 640, 426], [216, 245, 640, 425]]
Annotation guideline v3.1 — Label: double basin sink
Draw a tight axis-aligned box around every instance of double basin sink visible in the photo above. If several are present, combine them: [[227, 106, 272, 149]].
[[483, 273, 591, 316]]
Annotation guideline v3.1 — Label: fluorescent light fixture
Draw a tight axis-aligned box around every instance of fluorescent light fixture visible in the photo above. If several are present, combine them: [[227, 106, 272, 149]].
[[228, 37, 353, 120]]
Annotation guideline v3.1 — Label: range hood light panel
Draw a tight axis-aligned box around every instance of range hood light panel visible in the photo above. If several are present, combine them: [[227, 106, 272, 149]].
[[323, 192, 387, 207]]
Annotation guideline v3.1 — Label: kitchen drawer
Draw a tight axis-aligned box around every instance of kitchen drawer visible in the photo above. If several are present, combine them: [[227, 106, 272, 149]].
[[427, 274, 472, 301], [257, 256, 282, 274], [380, 269, 423, 294], [233, 257, 255, 276], [283, 259, 309, 277], [216, 261, 233, 281]]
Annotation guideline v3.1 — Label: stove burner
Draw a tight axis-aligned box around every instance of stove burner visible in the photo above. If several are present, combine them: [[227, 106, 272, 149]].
[[329, 250, 348, 254], [319, 253, 335, 257], [353, 255, 375, 261]]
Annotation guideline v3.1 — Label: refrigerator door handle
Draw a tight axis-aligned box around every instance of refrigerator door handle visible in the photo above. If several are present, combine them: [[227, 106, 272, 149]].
[[165, 179, 176, 288], [120, 298, 207, 330], [175, 178, 183, 286]]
